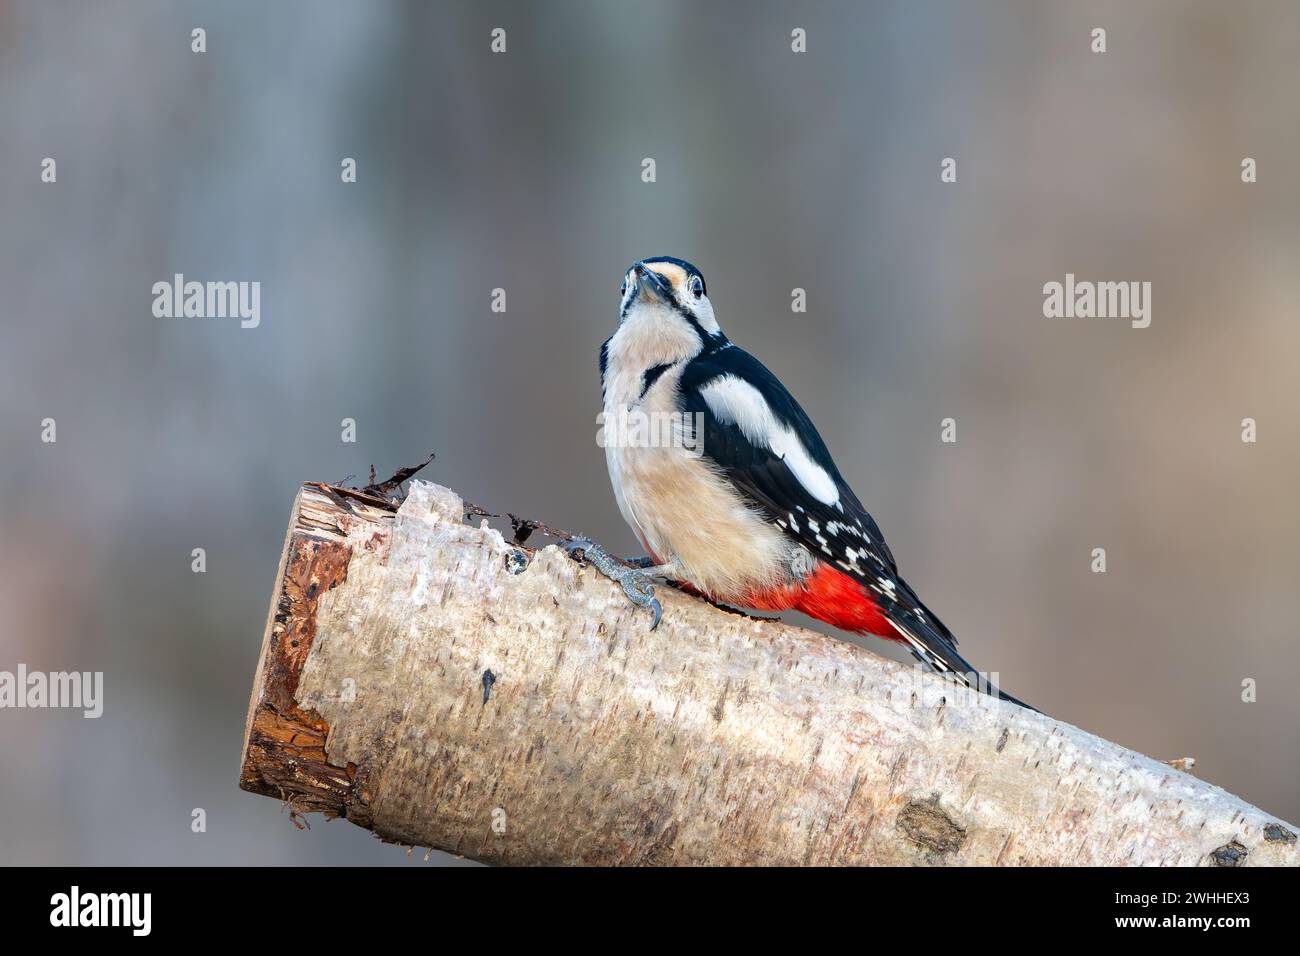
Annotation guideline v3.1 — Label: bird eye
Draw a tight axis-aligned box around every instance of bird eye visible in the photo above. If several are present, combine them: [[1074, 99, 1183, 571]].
[[690, 276, 704, 298], [620, 280, 627, 297]]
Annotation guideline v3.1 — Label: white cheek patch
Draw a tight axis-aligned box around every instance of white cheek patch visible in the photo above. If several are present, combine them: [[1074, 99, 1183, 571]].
[[699, 375, 841, 506], [693, 297, 721, 334]]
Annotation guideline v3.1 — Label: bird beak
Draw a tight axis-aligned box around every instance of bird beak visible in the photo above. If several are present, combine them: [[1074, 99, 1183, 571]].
[[634, 264, 670, 303]]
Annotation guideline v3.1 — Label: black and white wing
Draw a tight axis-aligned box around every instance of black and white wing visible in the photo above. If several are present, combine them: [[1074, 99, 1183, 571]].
[[678, 345, 898, 580], [677, 345, 1031, 707]]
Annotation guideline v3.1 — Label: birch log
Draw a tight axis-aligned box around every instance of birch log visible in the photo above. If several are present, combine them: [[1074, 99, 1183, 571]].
[[239, 480, 1300, 866]]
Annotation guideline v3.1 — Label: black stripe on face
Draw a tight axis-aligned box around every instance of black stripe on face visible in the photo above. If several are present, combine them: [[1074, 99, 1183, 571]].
[[671, 299, 723, 346], [646, 270, 715, 339], [636, 264, 711, 342]]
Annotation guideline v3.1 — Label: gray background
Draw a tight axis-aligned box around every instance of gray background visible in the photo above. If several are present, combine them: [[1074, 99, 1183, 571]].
[[1, 0, 1297, 865]]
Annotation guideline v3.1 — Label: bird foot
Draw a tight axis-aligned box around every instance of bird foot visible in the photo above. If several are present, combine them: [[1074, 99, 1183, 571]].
[[563, 537, 663, 630]]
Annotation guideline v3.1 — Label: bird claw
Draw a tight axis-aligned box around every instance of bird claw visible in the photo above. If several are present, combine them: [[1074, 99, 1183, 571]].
[[563, 536, 663, 630]]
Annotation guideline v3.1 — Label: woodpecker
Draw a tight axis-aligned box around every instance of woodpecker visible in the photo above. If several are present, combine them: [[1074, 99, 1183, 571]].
[[573, 256, 1033, 709]]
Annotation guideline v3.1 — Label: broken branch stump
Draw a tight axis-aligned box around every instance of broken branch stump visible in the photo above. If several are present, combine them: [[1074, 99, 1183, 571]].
[[238, 480, 1300, 866]]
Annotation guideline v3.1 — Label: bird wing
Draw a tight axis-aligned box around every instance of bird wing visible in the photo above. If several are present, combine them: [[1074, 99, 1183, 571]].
[[677, 345, 975, 673], [678, 346, 896, 578]]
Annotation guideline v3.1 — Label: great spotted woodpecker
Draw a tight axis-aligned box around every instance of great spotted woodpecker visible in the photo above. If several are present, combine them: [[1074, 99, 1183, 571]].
[[572, 256, 1032, 709]]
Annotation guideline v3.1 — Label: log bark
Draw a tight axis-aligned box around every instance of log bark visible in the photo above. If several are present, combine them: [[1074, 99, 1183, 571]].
[[239, 480, 1300, 866]]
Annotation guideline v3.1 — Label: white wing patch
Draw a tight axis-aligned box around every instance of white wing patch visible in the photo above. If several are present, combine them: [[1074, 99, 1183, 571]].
[[698, 375, 841, 506]]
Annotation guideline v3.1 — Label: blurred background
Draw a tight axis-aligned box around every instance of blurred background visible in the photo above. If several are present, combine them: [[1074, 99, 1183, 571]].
[[1, 0, 1297, 865]]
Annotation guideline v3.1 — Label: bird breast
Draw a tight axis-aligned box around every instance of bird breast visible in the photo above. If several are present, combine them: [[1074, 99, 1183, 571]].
[[602, 364, 794, 602]]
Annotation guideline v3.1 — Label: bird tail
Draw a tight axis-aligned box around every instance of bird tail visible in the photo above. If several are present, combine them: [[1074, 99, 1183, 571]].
[[884, 579, 1038, 713]]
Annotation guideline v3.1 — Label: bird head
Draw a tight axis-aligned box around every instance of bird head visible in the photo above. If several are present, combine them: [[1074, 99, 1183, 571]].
[[617, 256, 723, 346]]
